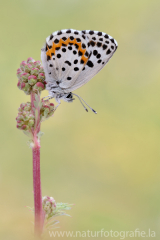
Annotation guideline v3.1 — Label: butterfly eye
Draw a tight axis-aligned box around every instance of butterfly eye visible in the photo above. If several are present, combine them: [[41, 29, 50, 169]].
[[66, 93, 72, 98]]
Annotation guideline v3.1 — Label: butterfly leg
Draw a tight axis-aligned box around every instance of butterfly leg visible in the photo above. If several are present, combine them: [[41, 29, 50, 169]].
[[42, 95, 53, 101], [55, 98, 61, 111]]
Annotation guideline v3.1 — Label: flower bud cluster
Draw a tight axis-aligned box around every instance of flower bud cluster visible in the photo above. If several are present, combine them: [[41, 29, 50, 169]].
[[40, 100, 55, 121], [16, 102, 35, 131], [42, 196, 56, 218], [17, 57, 46, 95]]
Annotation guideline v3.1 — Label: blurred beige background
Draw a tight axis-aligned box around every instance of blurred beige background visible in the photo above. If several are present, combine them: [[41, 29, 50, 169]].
[[1, 0, 160, 239]]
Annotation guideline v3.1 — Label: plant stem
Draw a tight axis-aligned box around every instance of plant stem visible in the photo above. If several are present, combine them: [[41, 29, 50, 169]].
[[31, 92, 43, 237]]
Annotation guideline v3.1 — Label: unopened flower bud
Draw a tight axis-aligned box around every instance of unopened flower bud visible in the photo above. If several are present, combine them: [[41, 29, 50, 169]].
[[39, 66, 45, 73], [27, 57, 34, 63], [17, 68, 23, 77], [28, 119, 34, 127], [50, 197, 54, 202], [16, 120, 23, 127], [42, 196, 57, 218], [44, 205, 50, 211], [51, 205, 56, 211], [20, 61, 27, 71], [38, 73, 45, 81], [42, 196, 47, 203], [17, 81, 21, 89], [20, 72, 30, 82], [28, 75, 37, 86], [44, 105, 50, 114], [23, 103, 31, 111], [33, 82, 45, 92], [24, 64, 32, 73], [21, 125, 29, 131], [21, 83, 31, 94], [40, 100, 55, 121], [31, 68, 39, 76], [16, 124, 22, 129], [50, 103, 54, 111], [21, 82, 26, 90], [46, 201, 51, 206], [33, 61, 41, 68]]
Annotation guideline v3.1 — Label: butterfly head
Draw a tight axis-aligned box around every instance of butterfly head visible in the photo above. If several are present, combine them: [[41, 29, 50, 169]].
[[63, 92, 74, 102]]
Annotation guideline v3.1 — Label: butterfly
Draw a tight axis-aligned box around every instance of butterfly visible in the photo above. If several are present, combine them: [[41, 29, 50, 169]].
[[41, 29, 118, 113]]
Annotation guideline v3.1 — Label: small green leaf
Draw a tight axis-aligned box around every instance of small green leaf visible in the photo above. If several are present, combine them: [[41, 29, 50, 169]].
[[35, 109, 38, 123], [44, 110, 48, 118], [23, 131, 33, 139], [39, 101, 43, 109], [35, 93, 39, 102], [46, 220, 59, 228], [37, 131, 44, 139], [34, 100, 38, 108]]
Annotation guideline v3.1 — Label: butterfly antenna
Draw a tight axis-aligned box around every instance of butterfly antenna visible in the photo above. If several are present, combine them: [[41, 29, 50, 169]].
[[72, 93, 97, 114], [72, 93, 88, 112]]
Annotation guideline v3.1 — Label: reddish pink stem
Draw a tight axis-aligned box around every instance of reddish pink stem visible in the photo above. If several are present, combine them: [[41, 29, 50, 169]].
[[31, 92, 43, 237]]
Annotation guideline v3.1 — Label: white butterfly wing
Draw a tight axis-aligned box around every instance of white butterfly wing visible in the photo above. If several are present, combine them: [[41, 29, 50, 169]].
[[41, 29, 91, 90], [68, 30, 118, 92]]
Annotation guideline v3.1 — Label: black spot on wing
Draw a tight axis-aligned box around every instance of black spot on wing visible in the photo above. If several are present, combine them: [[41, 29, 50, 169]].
[[80, 59, 84, 64], [74, 67, 79, 71], [50, 34, 53, 40], [47, 55, 51, 61], [74, 59, 78, 64], [75, 44, 79, 49], [62, 37, 67, 41], [97, 42, 102, 47], [97, 60, 102, 64], [106, 49, 111, 54], [54, 39, 59, 44], [78, 51, 83, 56], [87, 60, 94, 68], [97, 32, 102, 36], [76, 38, 81, 42], [57, 54, 61, 58], [104, 34, 109, 39], [65, 61, 72, 66], [110, 38, 115, 44], [90, 41, 96, 47], [103, 44, 108, 50], [96, 54, 101, 59], [66, 29, 71, 33], [89, 30, 94, 35], [57, 30, 62, 35], [93, 50, 98, 56]]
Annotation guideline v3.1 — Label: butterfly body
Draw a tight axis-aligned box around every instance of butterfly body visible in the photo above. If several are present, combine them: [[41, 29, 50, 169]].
[[41, 29, 118, 107]]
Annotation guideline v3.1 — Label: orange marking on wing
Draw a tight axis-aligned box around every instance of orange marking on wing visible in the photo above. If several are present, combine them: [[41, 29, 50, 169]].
[[46, 38, 88, 64]]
